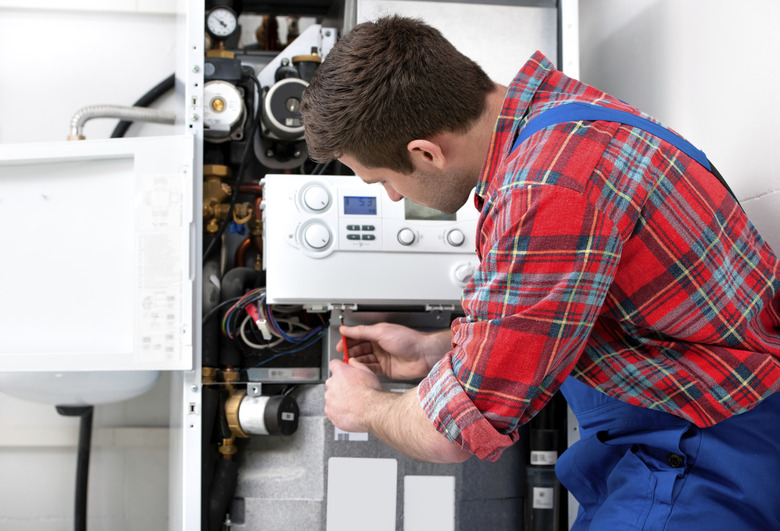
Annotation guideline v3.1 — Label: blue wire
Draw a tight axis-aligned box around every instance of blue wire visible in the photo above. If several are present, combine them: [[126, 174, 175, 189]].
[[252, 329, 325, 366]]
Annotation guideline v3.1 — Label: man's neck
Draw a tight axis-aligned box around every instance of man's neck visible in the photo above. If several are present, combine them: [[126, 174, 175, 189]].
[[460, 83, 509, 185]]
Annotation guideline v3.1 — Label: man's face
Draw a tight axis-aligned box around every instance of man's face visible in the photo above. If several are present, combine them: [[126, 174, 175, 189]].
[[338, 154, 473, 214]]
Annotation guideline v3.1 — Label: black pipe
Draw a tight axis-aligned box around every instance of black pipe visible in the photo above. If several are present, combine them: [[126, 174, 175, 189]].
[[207, 459, 239, 531], [56, 405, 94, 531], [201, 386, 220, 531], [203, 257, 223, 368], [110, 73, 176, 138]]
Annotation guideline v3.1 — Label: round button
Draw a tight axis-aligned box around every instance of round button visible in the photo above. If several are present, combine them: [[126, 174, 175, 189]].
[[301, 185, 331, 212], [446, 229, 465, 247], [666, 453, 685, 468], [453, 263, 475, 284], [301, 222, 331, 250], [397, 228, 416, 246]]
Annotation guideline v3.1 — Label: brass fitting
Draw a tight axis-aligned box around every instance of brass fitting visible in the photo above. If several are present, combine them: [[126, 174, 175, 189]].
[[218, 436, 238, 459], [204, 164, 231, 209], [204, 164, 233, 234], [221, 367, 240, 392], [248, 218, 263, 237], [202, 366, 218, 384], [206, 48, 236, 59], [291, 53, 322, 65], [225, 390, 250, 439]]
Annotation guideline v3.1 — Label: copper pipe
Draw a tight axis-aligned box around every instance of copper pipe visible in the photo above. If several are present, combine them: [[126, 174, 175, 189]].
[[238, 184, 264, 196], [235, 238, 252, 268]]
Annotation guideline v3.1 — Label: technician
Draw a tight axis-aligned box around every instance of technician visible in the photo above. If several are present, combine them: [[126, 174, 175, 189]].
[[301, 16, 780, 530]]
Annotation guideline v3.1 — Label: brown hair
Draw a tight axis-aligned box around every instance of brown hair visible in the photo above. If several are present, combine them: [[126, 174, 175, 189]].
[[301, 15, 494, 174]]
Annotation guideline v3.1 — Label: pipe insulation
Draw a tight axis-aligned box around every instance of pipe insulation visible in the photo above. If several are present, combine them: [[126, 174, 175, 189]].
[[56, 405, 94, 531], [111, 73, 175, 138], [68, 105, 176, 140]]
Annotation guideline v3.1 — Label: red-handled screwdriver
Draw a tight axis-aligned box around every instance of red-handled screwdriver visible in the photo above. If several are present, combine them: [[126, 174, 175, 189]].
[[340, 314, 349, 363]]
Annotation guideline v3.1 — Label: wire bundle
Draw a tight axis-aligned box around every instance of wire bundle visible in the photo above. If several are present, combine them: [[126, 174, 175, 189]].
[[220, 287, 324, 365]]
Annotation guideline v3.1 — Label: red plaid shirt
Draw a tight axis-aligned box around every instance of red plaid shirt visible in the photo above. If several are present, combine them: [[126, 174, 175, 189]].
[[418, 52, 780, 460]]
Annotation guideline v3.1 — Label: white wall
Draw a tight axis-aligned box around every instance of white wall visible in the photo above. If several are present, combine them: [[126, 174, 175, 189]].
[[0, 7, 180, 144], [579, 0, 780, 252], [0, 5, 179, 530]]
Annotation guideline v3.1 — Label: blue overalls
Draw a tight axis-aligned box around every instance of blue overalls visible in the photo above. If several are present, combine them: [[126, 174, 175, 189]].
[[559, 378, 780, 530], [512, 104, 780, 530]]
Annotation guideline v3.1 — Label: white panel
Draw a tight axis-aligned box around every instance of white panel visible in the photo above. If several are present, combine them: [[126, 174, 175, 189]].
[[404, 475, 455, 531], [327, 457, 397, 531], [263, 174, 479, 306], [357, 0, 558, 85], [1, 156, 135, 356], [0, 135, 194, 371]]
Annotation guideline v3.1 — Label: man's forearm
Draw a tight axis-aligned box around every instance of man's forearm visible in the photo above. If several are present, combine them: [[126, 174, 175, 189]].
[[363, 386, 471, 463]]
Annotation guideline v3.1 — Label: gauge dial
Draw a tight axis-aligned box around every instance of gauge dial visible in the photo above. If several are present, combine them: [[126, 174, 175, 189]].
[[206, 7, 238, 39]]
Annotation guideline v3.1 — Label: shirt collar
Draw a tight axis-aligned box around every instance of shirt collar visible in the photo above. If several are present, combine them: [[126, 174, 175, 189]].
[[475, 51, 556, 201]]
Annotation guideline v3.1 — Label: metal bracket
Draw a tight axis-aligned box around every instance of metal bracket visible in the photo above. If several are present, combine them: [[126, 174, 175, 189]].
[[304, 302, 359, 313]]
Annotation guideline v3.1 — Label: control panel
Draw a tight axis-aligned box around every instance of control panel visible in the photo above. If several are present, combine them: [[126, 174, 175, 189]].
[[262, 174, 480, 307]]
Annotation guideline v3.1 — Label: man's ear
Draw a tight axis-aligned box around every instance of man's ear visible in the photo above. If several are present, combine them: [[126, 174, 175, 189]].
[[407, 139, 446, 170]]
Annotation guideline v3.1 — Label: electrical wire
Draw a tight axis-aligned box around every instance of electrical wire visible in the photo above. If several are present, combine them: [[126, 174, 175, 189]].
[[202, 296, 242, 324], [239, 314, 284, 349], [221, 287, 325, 352], [252, 332, 324, 367], [314, 159, 334, 175]]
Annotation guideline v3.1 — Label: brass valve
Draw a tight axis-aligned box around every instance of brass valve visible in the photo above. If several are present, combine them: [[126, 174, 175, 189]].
[[218, 436, 238, 459], [203, 164, 232, 232]]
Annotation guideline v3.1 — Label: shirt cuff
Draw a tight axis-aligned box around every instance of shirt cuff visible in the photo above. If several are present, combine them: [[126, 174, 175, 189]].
[[418, 354, 519, 461]]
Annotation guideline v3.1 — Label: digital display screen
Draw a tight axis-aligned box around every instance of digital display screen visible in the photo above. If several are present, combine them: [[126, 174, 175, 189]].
[[404, 199, 456, 221], [344, 196, 377, 216]]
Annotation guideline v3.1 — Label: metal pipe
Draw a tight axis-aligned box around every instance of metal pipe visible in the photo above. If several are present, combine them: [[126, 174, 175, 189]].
[[68, 105, 176, 140]]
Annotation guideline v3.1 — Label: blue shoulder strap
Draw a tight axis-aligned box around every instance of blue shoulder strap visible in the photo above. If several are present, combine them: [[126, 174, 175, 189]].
[[511, 102, 712, 172]]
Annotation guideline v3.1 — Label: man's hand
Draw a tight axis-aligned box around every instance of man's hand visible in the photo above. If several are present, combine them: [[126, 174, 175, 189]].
[[338, 322, 451, 380], [324, 357, 472, 464], [324, 358, 382, 433]]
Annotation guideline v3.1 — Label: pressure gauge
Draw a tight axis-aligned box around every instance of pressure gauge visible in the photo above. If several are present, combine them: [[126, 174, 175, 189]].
[[206, 7, 238, 40]]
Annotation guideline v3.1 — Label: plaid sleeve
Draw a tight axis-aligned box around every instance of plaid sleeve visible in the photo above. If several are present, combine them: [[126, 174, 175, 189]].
[[418, 182, 623, 459]]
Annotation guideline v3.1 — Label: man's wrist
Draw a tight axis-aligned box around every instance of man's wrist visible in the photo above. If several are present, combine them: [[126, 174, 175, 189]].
[[422, 329, 453, 370]]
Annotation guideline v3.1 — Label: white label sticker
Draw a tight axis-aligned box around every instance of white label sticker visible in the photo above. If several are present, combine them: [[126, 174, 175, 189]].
[[530, 450, 558, 466], [533, 487, 555, 510], [335, 427, 368, 441]]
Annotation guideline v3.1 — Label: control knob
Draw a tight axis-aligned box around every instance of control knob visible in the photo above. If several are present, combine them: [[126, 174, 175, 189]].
[[397, 228, 416, 246], [301, 184, 331, 212], [446, 229, 466, 247], [453, 262, 476, 286], [301, 221, 331, 250]]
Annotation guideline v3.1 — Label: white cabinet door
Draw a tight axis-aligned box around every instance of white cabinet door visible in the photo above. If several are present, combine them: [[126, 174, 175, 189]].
[[0, 135, 195, 371]]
